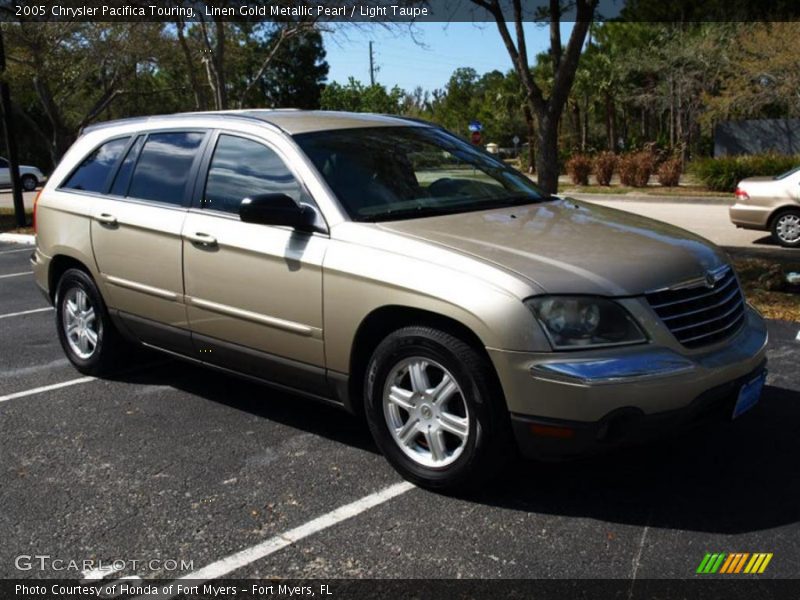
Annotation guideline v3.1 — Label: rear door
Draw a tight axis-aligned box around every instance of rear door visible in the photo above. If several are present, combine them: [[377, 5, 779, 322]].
[[89, 130, 209, 351], [182, 131, 328, 394]]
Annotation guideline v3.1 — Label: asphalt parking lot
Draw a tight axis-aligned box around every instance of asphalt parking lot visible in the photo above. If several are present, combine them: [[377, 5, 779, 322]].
[[1, 240, 799, 586]]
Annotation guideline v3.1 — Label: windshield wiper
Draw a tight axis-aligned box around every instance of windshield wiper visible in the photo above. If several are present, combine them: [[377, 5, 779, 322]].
[[360, 194, 555, 223], [360, 205, 456, 222]]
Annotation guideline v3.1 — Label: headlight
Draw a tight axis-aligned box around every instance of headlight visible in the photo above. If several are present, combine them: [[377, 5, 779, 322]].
[[526, 296, 647, 350]]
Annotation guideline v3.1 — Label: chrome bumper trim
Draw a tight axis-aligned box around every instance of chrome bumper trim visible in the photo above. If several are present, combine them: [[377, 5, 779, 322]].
[[530, 349, 695, 386]]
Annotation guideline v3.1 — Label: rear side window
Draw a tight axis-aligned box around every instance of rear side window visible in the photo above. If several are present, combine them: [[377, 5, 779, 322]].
[[128, 132, 204, 205], [62, 137, 130, 193], [204, 134, 303, 214]]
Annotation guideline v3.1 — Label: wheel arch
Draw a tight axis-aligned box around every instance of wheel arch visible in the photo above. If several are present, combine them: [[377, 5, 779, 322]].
[[768, 204, 800, 229], [48, 254, 94, 302], [345, 304, 506, 417]]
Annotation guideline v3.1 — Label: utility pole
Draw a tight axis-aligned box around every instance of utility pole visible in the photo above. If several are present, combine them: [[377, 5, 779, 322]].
[[0, 26, 26, 228], [368, 41, 375, 86]]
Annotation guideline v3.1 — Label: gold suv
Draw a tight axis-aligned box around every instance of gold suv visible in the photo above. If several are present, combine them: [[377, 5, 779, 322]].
[[32, 111, 768, 490]]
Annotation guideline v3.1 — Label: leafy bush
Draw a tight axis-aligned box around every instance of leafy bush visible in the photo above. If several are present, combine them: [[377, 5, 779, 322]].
[[594, 152, 617, 186], [566, 154, 592, 185], [690, 153, 800, 192], [657, 157, 683, 187], [618, 151, 655, 187]]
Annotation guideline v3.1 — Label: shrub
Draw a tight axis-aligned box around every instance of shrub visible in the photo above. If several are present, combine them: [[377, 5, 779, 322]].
[[657, 157, 683, 187], [594, 151, 616, 186], [566, 154, 592, 185], [690, 153, 800, 192], [618, 151, 655, 187]]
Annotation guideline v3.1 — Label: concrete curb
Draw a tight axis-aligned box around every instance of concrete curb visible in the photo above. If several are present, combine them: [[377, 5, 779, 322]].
[[563, 192, 731, 205], [0, 233, 35, 245]]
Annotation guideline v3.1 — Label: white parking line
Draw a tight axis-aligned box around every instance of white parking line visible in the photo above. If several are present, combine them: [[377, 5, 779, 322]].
[[81, 564, 124, 582], [142, 481, 415, 599], [0, 271, 32, 279], [0, 306, 53, 320], [0, 376, 96, 404], [0, 248, 32, 255]]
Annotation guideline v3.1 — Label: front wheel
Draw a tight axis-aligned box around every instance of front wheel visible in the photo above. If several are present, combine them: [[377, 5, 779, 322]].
[[364, 326, 511, 492], [55, 268, 127, 375], [771, 209, 800, 248]]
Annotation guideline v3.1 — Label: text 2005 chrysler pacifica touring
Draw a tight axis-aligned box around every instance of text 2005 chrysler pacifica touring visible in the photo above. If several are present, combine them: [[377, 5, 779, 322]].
[[32, 111, 768, 490]]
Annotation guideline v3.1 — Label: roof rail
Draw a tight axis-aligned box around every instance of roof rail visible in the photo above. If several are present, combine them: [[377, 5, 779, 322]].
[[78, 111, 282, 137]]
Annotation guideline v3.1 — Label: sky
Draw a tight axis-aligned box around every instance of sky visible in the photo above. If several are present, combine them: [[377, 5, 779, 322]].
[[322, 22, 575, 92]]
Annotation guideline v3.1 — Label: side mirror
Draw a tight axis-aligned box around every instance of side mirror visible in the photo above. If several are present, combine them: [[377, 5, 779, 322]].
[[239, 193, 312, 229]]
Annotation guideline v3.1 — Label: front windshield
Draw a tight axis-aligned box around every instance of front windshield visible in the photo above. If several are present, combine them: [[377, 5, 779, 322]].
[[294, 126, 548, 222]]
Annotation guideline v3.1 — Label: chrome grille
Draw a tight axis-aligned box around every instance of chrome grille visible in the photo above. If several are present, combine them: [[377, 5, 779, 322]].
[[645, 267, 746, 349]]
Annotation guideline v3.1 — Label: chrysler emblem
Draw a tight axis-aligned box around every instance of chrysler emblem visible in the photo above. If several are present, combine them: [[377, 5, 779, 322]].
[[705, 269, 724, 288]]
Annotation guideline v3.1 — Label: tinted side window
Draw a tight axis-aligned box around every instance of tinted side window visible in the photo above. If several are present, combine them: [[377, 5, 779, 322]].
[[63, 137, 130, 193], [204, 135, 303, 214], [109, 136, 144, 197], [128, 132, 204, 205], [0, 158, 8, 168]]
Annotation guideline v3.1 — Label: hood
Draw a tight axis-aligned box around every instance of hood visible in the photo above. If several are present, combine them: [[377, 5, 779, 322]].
[[377, 198, 728, 296]]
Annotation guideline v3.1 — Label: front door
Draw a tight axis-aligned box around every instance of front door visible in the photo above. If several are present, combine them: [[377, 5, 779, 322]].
[[182, 132, 328, 394]]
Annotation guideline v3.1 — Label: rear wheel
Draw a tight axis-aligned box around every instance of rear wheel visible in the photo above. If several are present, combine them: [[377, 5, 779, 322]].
[[364, 326, 511, 492], [771, 209, 800, 248], [20, 174, 37, 192], [55, 268, 127, 375]]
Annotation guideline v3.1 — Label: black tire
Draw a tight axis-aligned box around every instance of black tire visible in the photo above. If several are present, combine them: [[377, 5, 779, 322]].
[[20, 174, 37, 192], [55, 268, 127, 376], [364, 326, 512, 492], [771, 209, 800, 248]]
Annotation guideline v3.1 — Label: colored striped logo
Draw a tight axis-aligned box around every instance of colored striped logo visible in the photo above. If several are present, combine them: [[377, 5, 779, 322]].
[[697, 553, 773, 574]]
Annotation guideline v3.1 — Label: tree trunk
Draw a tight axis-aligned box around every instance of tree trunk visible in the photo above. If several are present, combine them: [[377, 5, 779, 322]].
[[33, 76, 73, 162], [571, 100, 581, 151], [176, 19, 205, 110], [605, 92, 615, 151], [213, 19, 227, 110], [582, 94, 589, 151], [536, 111, 560, 194], [524, 104, 535, 174]]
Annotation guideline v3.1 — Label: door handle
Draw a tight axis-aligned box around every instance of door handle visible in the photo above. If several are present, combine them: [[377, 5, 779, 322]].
[[185, 232, 217, 247], [94, 213, 117, 226]]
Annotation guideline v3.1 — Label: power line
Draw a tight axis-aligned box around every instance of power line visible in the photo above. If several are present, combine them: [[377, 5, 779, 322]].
[[369, 41, 376, 85]]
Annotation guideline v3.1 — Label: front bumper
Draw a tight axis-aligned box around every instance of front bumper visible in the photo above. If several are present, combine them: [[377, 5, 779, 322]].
[[489, 307, 769, 459]]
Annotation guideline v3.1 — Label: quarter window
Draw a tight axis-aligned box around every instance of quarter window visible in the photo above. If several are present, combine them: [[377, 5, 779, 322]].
[[109, 136, 144, 197], [204, 134, 303, 215], [62, 137, 130, 193], [128, 132, 205, 205]]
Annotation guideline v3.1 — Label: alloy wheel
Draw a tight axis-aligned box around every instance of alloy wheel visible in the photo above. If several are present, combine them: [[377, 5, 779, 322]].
[[382, 357, 470, 468], [62, 287, 101, 359]]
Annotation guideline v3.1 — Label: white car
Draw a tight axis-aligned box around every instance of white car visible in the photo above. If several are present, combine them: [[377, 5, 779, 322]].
[[0, 156, 45, 191], [730, 166, 800, 248]]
